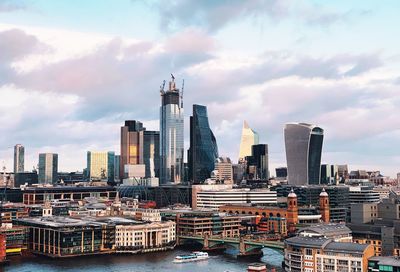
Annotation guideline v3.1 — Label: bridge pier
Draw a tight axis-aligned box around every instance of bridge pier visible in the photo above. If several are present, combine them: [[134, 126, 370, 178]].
[[238, 238, 263, 258]]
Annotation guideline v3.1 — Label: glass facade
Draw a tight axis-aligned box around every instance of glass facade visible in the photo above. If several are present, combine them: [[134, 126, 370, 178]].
[[160, 77, 184, 184], [250, 144, 269, 180], [38, 153, 58, 184], [238, 121, 259, 161], [14, 144, 24, 173], [143, 131, 160, 178], [284, 123, 324, 186], [87, 151, 115, 182], [188, 104, 218, 183]]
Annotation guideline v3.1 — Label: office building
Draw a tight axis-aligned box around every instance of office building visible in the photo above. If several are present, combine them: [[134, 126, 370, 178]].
[[114, 155, 120, 182], [276, 167, 288, 179], [87, 151, 115, 182], [38, 153, 58, 184], [246, 144, 269, 180], [192, 184, 277, 210], [284, 123, 324, 186], [159, 75, 184, 184], [188, 104, 218, 184], [120, 121, 159, 180], [13, 144, 24, 174], [321, 164, 338, 184], [14, 172, 38, 187], [238, 121, 259, 161], [284, 236, 374, 272], [214, 157, 233, 184]]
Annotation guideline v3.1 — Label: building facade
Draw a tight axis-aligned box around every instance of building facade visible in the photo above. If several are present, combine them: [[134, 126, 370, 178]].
[[188, 104, 218, 184], [284, 236, 374, 272], [159, 76, 184, 184], [87, 151, 115, 182], [38, 153, 58, 184], [214, 157, 233, 184], [284, 123, 324, 186], [246, 144, 269, 180], [13, 144, 24, 174], [238, 121, 259, 162]]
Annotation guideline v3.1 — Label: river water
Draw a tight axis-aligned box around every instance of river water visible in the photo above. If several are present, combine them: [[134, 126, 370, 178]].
[[2, 247, 283, 272]]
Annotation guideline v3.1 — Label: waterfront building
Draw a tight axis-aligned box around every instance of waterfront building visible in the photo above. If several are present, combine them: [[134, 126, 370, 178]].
[[297, 224, 352, 242], [368, 256, 400, 271], [13, 144, 24, 173], [238, 121, 259, 162], [188, 104, 218, 184], [284, 236, 374, 272], [38, 153, 58, 184], [0, 227, 28, 255], [192, 184, 277, 210], [120, 121, 160, 180], [214, 157, 233, 184], [115, 221, 175, 252], [284, 123, 324, 186], [159, 75, 184, 184], [175, 212, 241, 237], [87, 151, 115, 182]]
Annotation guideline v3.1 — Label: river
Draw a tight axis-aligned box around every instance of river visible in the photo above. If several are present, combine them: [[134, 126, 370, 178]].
[[1, 247, 284, 272]]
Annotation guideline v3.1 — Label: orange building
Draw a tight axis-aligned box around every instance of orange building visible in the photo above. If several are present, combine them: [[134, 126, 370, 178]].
[[319, 188, 330, 223]]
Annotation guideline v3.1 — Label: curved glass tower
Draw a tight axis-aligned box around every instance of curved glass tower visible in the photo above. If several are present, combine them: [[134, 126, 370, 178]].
[[188, 104, 219, 184], [160, 76, 184, 184], [284, 123, 324, 186]]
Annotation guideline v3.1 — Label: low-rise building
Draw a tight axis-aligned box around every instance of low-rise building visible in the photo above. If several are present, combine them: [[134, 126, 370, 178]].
[[297, 224, 352, 242], [284, 236, 374, 272], [368, 256, 400, 271]]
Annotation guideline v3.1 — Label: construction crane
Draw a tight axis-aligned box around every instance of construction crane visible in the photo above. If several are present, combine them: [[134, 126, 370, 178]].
[[159, 80, 166, 94]]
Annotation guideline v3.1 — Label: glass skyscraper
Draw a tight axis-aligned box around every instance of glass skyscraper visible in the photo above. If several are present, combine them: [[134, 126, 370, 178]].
[[14, 144, 24, 173], [87, 151, 115, 182], [251, 144, 269, 180], [238, 121, 259, 162], [120, 120, 159, 179], [284, 123, 324, 186], [160, 75, 184, 184], [188, 104, 218, 184], [38, 153, 58, 184]]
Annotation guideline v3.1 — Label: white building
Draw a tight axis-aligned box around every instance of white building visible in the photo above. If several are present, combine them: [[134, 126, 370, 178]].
[[192, 184, 277, 210], [115, 221, 176, 252]]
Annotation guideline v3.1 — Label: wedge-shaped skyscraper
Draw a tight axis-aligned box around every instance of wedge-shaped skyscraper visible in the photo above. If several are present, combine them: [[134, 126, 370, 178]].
[[238, 121, 259, 161], [284, 123, 324, 186]]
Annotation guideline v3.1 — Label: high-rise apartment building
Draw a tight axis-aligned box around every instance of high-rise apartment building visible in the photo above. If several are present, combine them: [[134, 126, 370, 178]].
[[238, 121, 259, 161], [13, 144, 24, 173], [38, 153, 58, 184], [120, 120, 159, 179], [188, 104, 218, 184], [159, 75, 184, 184], [284, 123, 324, 186], [87, 151, 115, 182]]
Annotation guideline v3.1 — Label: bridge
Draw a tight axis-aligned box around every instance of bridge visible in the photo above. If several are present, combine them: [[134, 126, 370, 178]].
[[177, 234, 284, 257]]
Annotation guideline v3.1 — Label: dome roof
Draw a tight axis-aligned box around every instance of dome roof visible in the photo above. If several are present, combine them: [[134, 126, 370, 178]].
[[288, 189, 297, 198], [320, 188, 329, 197]]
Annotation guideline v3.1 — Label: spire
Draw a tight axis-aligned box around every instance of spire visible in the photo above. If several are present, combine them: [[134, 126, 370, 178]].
[[243, 120, 249, 129], [320, 188, 328, 197]]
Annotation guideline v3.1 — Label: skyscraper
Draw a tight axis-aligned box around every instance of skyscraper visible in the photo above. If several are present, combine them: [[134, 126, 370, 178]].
[[160, 75, 184, 184], [120, 120, 159, 180], [238, 121, 259, 162], [284, 123, 324, 186], [38, 153, 58, 184], [13, 144, 24, 173], [87, 151, 115, 182], [188, 104, 219, 184], [250, 144, 269, 180]]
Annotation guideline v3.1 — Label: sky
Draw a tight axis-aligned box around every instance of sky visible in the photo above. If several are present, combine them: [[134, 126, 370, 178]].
[[0, 0, 400, 177]]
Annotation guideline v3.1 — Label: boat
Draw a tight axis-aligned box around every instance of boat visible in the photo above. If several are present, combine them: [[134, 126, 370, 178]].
[[173, 251, 209, 263]]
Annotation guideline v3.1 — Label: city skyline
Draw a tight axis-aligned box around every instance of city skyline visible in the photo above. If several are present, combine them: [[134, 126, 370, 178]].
[[1, 1, 400, 176]]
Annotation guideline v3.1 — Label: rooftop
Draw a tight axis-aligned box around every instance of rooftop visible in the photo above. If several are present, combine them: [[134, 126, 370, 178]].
[[298, 223, 351, 236], [285, 236, 370, 253], [369, 256, 400, 267]]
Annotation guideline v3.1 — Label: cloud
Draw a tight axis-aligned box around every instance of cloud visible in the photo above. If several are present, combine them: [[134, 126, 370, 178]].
[[0, 0, 26, 13], [151, 0, 358, 32]]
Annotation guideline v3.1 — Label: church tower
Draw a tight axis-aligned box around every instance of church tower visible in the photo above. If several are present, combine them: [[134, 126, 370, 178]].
[[319, 188, 330, 223]]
